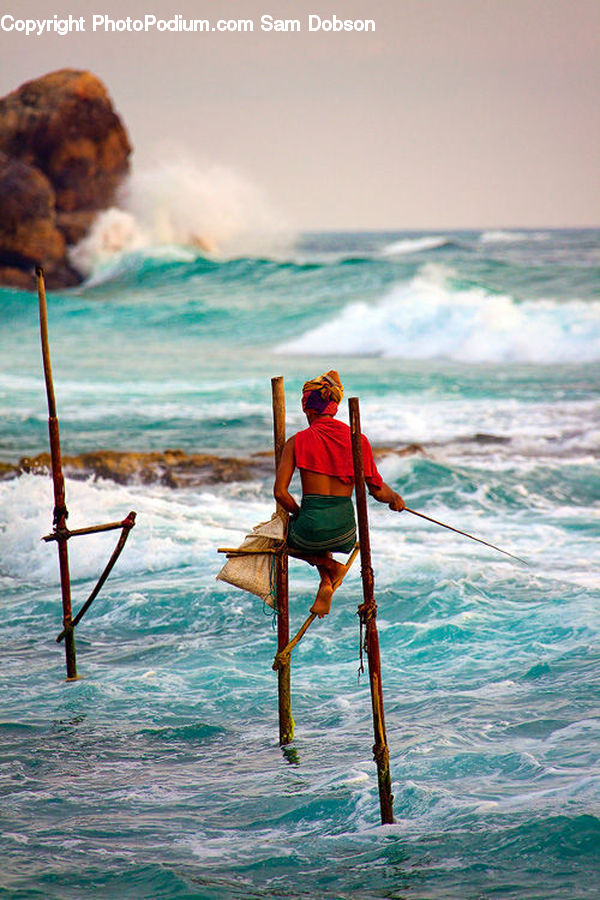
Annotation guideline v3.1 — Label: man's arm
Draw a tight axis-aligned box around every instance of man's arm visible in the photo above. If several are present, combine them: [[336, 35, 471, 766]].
[[273, 436, 301, 515], [367, 481, 405, 511]]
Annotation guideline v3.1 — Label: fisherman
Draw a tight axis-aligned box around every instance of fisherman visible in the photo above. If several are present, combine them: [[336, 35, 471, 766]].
[[274, 370, 405, 618]]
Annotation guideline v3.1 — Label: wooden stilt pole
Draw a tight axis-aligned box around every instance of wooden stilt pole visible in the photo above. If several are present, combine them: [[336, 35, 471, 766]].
[[36, 266, 77, 680], [271, 376, 294, 745], [349, 397, 394, 824]]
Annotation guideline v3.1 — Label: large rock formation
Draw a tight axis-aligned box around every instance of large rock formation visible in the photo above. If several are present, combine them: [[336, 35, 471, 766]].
[[0, 152, 69, 289], [0, 69, 131, 289]]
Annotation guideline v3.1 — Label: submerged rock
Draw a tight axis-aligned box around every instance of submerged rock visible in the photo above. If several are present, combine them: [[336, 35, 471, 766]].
[[0, 69, 131, 289], [13, 449, 261, 487]]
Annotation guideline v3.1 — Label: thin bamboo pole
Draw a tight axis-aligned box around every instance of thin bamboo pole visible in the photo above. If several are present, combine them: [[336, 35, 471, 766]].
[[272, 612, 315, 671], [349, 397, 394, 824], [218, 547, 279, 556], [404, 507, 528, 565], [36, 266, 77, 680], [271, 376, 294, 745], [43, 517, 135, 542]]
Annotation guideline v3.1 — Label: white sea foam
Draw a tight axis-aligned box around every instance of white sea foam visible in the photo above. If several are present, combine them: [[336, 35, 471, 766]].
[[0, 473, 273, 585], [68, 147, 291, 277], [381, 235, 450, 256], [277, 264, 600, 364]]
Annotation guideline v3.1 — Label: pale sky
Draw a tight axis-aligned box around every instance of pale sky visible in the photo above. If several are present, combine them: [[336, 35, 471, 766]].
[[1, 0, 598, 229]]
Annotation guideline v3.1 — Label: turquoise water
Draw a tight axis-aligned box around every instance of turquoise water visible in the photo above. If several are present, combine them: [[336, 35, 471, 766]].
[[1, 229, 599, 898]]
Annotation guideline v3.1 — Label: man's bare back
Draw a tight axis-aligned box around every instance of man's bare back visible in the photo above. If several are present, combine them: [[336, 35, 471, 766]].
[[300, 469, 353, 497]]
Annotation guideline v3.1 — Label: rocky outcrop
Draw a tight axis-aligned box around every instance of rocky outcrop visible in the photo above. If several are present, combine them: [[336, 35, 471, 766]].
[[0, 444, 426, 487], [0, 69, 131, 290]]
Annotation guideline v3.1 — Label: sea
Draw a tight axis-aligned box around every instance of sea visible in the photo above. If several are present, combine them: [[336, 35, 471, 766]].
[[1, 225, 599, 899]]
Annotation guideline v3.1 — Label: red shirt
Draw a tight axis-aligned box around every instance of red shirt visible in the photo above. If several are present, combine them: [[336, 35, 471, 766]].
[[294, 416, 383, 488]]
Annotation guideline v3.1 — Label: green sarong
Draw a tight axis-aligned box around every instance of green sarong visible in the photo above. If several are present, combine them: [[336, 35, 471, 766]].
[[288, 494, 356, 554]]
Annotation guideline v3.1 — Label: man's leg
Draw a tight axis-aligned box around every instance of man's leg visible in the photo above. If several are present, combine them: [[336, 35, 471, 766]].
[[287, 548, 350, 618]]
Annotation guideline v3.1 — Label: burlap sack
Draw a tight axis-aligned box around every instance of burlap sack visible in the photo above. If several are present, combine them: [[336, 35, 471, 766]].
[[216, 513, 286, 608]]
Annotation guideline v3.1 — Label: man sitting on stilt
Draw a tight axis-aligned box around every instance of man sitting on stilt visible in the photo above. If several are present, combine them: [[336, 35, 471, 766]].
[[274, 371, 405, 617]]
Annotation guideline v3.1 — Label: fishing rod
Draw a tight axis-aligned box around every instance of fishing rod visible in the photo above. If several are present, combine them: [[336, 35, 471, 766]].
[[403, 507, 529, 566]]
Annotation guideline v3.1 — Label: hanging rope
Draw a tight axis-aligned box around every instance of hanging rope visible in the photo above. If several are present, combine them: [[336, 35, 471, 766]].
[[262, 545, 286, 626], [358, 611, 365, 679], [357, 599, 376, 679], [52, 504, 68, 527]]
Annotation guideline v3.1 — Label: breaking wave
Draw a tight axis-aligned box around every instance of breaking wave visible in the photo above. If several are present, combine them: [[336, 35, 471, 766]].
[[380, 235, 451, 256], [277, 265, 600, 364], [479, 230, 551, 244], [68, 148, 291, 279]]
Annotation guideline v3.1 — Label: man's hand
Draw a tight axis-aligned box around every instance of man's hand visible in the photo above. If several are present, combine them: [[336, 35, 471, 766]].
[[367, 481, 406, 511], [388, 492, 405, 512]]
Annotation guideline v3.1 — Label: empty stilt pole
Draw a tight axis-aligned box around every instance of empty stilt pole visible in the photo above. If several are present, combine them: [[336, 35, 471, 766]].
[[349, 397, 394, 824], [36, 266, 77, 680], [271, 376, 294, 745]]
